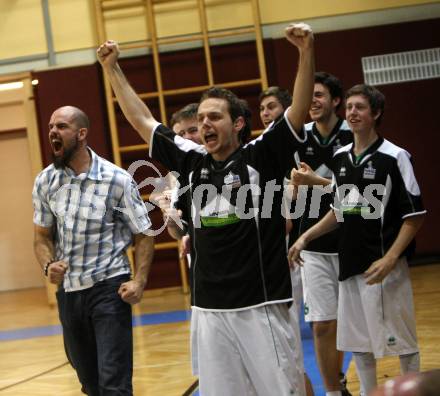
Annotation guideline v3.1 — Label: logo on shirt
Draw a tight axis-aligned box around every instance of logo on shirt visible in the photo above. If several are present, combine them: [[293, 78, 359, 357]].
[[339, 166, 346, 177], [363, 161, 376, 180], [199, 193, 240, 227], [224, 171, 241, 188], [333, 139, 342, 154], [341, 187, 365, 215], [387, 335, 396, 346], [304, 303, 309, 315], [200, 168, 210, 180], [306, 146, 314, 155]]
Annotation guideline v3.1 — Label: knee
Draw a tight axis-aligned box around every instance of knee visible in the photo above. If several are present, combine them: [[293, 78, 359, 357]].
[[313, 320, 336, 338], [353, 352, 376, 369]]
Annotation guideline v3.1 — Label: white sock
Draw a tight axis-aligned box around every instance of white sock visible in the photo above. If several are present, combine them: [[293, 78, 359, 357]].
[[353, 352, 377, 394], [399, 352, 420, 373], [326, 392, 342, 396]]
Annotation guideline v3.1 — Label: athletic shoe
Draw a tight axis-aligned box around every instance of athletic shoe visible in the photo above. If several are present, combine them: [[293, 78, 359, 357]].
[[340, 372, 352, 395], [340, 371, 348, 388]]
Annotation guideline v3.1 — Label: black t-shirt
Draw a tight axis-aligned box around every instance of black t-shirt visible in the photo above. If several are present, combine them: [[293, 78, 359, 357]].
[[150, 114, 306, 310], [289, 119, 352, 253], [170, 181, 190, 234], [331, 137, 426, 281]]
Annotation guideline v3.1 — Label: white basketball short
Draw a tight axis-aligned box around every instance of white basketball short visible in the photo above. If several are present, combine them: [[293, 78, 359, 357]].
[[300, 251, 340, 322], [289, 265, 303, 316], [337, 258, 418, 358], [191, 304, 306, 396]]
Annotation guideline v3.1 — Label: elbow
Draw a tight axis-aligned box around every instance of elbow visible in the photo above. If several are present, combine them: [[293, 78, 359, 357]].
[[132, 118, 153, 143], [405, 213, 425, 232], [415, 214, 426, 231], [33, 238, 39, 254], [33, 233, 43, 252], [167, 227, 181, 241]]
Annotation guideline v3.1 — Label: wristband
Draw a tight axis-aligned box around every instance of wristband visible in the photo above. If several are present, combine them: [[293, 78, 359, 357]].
[[44, 260, 56, 277]]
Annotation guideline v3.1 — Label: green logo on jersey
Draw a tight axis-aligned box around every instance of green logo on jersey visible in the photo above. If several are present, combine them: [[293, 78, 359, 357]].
[[201, 213, 240, 227], [341, 204, 370, 216], [304, 303, 309, 315], [387, 336, 396, 346]]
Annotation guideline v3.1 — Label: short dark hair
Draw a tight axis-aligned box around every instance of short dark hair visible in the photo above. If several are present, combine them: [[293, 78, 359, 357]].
[[71, 106, 90, 129], [170, 102, 198, 127], [238, 99, 252, 144], [258, 86, 292, 110], [315, 72, 343, 110], [345, 84, 386, 126], [200, 87, 243, 122], [200, 87, 251, 144]]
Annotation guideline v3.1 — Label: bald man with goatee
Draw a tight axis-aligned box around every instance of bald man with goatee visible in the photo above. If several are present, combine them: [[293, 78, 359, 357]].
[[33, 106, 154, 395]]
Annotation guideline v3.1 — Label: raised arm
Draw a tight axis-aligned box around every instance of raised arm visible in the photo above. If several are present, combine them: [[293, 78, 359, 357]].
[[285, 23, 315, 133], [97, 40, 158, 143]]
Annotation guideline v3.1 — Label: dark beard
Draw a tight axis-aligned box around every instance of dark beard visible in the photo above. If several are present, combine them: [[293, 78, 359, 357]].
[[52, 137, 80, 169]]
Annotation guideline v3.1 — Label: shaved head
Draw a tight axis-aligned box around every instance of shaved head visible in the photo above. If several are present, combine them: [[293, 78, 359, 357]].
[[54, 106, 90, 130]]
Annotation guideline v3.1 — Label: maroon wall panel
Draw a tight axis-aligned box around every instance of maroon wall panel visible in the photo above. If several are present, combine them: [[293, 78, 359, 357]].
[[368, 80, 438, 256], [272, 19, 440, 94], [33, 64, 112, 166]]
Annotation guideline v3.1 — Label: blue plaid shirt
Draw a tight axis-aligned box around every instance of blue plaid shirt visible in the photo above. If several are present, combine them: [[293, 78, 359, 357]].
[[32, 148, 152, 291]]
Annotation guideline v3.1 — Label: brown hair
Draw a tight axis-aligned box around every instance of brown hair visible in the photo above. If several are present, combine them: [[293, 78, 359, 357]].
[[345, 84, 385, 126]]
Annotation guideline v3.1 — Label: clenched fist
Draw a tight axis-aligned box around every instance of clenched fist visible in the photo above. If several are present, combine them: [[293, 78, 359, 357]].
[[285, 23, 314, 50], [97, 40, 120, 68], [47, 260, 68, 285]]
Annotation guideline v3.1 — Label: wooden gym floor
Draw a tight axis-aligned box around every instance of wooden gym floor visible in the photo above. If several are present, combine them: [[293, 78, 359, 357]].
[[0, 263, 438, 395]]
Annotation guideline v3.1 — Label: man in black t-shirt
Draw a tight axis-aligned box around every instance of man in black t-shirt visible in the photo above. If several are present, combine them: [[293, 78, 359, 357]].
[[289, 84, 426, 396], [289, 72, 352, 395], [159, 101, 252, 265], [98, 23, 315, 396], [259, 86, 315, 396]]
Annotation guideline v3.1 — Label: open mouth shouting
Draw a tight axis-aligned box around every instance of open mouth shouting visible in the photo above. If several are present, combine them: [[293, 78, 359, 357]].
[[262, 118, 272, 127], [203, 131, 218, 148], [50, 137, 64, 156]]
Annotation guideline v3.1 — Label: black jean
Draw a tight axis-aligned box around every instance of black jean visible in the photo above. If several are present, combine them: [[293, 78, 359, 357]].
[[56, 274, 133, 396]]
